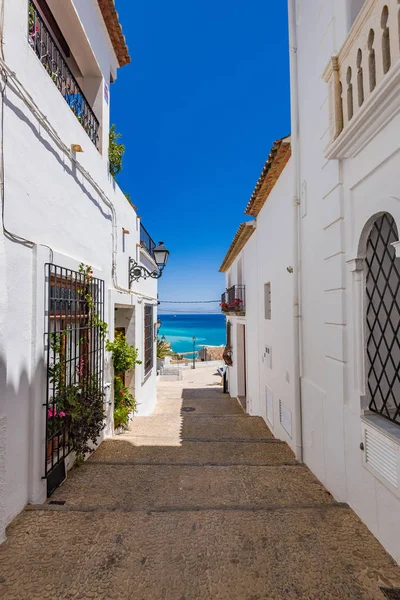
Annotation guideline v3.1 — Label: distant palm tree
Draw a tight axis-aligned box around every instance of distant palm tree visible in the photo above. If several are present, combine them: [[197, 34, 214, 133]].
[[157, 339, 172, 360]]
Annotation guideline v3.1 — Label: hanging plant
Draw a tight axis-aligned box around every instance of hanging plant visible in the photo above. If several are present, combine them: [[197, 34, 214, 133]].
[[106, 333, 142, 429], [223, 345, 233, 367]]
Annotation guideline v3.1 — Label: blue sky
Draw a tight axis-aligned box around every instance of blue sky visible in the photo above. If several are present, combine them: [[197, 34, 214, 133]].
[[112, 0, 291, 313]]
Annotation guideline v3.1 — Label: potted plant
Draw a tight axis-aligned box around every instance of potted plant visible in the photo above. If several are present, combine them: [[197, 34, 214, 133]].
[[106, 333, 142, 430], [223, 345, 233, 367]]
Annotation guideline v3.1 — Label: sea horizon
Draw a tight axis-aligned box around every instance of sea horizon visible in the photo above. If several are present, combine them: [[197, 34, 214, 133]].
[[158, 313, 226, 354]]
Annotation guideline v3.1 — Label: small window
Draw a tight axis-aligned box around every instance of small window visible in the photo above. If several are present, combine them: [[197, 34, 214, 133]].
[[144, 305, 154, 375], [264, 283, 271, 320]]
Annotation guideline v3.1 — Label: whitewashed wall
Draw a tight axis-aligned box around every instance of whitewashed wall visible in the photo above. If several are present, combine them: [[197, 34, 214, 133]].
[[294, 0, 400, 561], [226, 160, 297, 451], [0, 0, 158, 541]]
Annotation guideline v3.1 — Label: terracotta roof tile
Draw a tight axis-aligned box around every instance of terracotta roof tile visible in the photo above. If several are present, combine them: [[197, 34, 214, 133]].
[[97, 0, 130, 67], [245, 136, 291, 217], [219, 222, 256, 273]]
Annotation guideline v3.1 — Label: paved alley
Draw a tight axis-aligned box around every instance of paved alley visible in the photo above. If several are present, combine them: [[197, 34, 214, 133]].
[[1, 367, 400, 599]]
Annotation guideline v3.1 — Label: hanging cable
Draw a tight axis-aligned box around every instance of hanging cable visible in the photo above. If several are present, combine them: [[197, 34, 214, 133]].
[[159, 300, 220, 303]]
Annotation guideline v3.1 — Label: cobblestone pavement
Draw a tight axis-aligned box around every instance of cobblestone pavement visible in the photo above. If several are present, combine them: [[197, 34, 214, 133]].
[[1, 368, 400, 599]]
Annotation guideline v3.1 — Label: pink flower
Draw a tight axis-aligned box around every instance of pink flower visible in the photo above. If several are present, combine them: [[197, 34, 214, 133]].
[[47, 408, 57, 418], [59, 412, 66, 418], [120, 390, 125, 395]]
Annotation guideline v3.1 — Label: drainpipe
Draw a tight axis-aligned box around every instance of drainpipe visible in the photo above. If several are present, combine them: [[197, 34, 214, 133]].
[[288, 0, 303, 462]]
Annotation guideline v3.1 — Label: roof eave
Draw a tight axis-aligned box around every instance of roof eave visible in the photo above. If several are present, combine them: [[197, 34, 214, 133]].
[[219, 221, 256, 273]]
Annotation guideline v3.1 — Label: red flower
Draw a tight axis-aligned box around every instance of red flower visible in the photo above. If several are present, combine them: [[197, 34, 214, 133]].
[[90, 270, 93, 274], [120, 390, 125, 395]]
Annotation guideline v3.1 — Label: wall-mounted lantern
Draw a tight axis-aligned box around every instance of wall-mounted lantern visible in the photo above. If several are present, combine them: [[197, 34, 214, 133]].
[[129, 242, 169, 286]]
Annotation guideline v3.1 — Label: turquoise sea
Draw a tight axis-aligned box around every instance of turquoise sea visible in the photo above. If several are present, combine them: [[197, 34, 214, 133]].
[[158, 313, 226, 354]]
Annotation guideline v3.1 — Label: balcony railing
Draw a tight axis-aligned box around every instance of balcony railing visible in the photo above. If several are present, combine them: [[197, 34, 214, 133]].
[[28, 0, 100, 148], [221, 285, 246, 315], [324, 0, 400, 153], [140, 223, 156, 260]]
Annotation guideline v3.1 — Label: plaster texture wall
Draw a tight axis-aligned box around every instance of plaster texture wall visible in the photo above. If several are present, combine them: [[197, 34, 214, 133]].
[[226, 160, 297, 452], [294, 0, 400, 561], [0, 0, 159, 541], [225, 0, 400, 562]]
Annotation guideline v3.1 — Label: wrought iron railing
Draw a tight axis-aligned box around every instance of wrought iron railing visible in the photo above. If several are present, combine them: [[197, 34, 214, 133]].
[[140, 223, 156, 259], [220, 285, 246, 314], [28, 0, 99, 147], [45, 264, 105, 495]]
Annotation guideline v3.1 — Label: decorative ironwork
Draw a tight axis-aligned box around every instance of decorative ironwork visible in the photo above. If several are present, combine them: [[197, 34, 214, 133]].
[[28, 1, 99, 147], [128, 257, 165, 285], [220, 285, 246, 315], [44, 264, 105, 494], [144, 305, 154, 375], [140, 223, 156, 259], [366, 213, 400, 426]]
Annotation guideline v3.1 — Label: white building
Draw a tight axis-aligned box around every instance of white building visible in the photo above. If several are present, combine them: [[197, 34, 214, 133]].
[[221, 0, 400, 562], [0, 0, 165, 542]]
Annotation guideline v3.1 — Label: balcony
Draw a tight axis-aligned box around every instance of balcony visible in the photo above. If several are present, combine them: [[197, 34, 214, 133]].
[[140, 223, 156, 260], [323, 0, 400, 158], [28, 0, 100, 148], [221, 285, 246, 316]]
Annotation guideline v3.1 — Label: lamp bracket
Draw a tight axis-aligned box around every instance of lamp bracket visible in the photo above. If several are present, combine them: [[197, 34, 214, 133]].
[[129, 257, 164, 286]]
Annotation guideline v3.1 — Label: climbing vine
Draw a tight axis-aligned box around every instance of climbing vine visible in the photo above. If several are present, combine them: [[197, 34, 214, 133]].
[[106, 333, 142, 429], [48, 264, 108, 463]]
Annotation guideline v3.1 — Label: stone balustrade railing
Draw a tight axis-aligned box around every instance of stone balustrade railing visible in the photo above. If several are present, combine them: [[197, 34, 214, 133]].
[[324, 0, 400, 149]]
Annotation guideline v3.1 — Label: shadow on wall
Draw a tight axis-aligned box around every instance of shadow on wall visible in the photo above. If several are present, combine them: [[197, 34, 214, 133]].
[[0, 352, 41, 542], [4, 95, 112, 222]]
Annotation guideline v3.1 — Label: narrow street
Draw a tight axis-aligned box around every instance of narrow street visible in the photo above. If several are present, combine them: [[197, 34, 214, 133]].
[[1, 367, 400, 599]]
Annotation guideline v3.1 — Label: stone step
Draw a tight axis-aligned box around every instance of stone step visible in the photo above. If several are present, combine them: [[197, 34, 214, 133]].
[[89, 439, 296, 465], [153, 397, 244, 415], [49, 464, 334, 509], [121, 415, 273, 445]]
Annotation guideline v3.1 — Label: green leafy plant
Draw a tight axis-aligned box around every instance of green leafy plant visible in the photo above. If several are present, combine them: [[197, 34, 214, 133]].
[[106, 333, 141, 429], [55, 374, 105, 463], [113, 376, 137, 429], [109, 124, 125, 178], [78, 264, 108, 339], [106, 334, 141, 373]]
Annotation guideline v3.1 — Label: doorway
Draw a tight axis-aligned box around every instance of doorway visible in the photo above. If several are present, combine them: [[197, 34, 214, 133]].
[[237, 323, 247, 410]]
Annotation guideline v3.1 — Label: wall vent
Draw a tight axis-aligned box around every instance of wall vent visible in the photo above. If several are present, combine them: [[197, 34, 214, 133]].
[[279, 399, 292, 438], [365, 428, 398, 488], [266, 386, 274, 426]]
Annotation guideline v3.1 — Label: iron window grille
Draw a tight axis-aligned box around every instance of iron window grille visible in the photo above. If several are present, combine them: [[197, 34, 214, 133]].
[[28, 0, 100, 147], [140, 223, 156, 260], [366, 213, 400, 426], [44, 264, 105, 491], [144, 304, 154, 375]]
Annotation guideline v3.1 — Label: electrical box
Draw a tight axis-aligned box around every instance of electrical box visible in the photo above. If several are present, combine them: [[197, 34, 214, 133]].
[[264, 346, 272, 369]]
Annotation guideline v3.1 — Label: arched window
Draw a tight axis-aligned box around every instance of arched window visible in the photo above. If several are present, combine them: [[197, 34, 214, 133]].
[[365, 213, 400, 425], [381, 6, 391, 74]]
